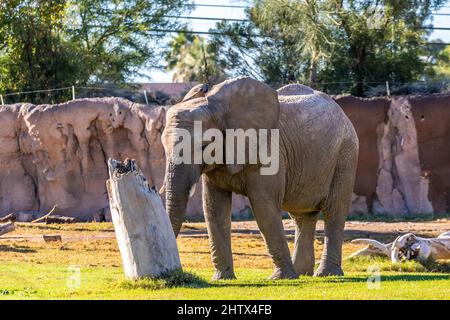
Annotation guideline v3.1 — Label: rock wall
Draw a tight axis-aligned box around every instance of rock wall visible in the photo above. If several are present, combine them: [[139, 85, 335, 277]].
[[0, 94, 448, 220], [336, 94, 450, 217], [0, 98, 164, 220]]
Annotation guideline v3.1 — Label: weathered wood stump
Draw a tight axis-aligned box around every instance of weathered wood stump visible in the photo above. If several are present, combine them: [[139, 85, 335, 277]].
[[42, 234, 62, 242], [106, 158, 181, 279], [0, 222, 15, 236]]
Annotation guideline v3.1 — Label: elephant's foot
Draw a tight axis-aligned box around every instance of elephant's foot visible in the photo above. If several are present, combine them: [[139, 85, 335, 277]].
[[293, 260, 315, 276], [296, 268, 315, 276], [314, 262, 344, 277], [269, 266, 298, 280], [212, 269, 236, 281]]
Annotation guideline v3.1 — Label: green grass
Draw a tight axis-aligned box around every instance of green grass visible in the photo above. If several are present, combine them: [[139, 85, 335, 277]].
[[0, 222, 449, 299], [0, 259, 449, 299]]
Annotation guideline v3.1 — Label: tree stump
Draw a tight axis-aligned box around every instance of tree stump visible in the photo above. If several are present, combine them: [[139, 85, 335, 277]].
[[106, 158, 181, 279], [0, 222, 15, 236]]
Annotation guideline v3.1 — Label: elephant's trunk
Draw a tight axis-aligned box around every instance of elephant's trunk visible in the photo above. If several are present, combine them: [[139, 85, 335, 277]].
[[164, 161, 196, 238], [166, 188, 189, 237]]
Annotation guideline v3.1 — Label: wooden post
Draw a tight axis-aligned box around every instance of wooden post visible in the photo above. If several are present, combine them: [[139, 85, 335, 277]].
[[386, 81, 391, 97], [0, 222, 15, 236], [0, 94, 4, 105], [106, 158, 181, 279], [72, 86, 76, 100]]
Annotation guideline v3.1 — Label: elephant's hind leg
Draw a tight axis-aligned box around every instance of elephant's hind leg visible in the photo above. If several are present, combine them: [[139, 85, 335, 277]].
[[291, 211, 319, 276], [315, 141, 357, 277]]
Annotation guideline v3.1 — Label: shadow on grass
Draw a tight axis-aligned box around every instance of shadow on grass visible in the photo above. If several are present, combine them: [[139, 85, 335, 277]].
[[421, 261, 450, 273], [118, 269, 210, 290], [118, 270, 450, 292], [0, 244, 36, 253], [179, 250, 268, 258], [209, 273, 450, 288], [380, 274, 450, 281]]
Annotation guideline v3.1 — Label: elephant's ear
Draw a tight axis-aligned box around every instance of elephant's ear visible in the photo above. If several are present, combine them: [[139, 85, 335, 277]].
[[205, 77, 280, 174], [206, 77, 279, 130], [182, 84, 209, 102]]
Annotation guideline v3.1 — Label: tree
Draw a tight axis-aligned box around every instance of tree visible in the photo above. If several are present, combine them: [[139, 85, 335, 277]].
[[424, 43, 450, 80], [210, 0, 447, 96], [166, 32, 226, 83], [0, 0, 77, 101], [0, 0, 190, 103], [252, 0, 337, 86]]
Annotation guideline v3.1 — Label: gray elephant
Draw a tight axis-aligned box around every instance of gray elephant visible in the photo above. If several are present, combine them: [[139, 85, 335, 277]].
[[161, 77, 359, 279]]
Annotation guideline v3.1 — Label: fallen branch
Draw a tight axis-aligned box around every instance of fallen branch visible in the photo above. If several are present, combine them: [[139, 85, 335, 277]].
[[30, 205, 58, 223], [0, 222, 15, 236], [0, 213, 16, 223], [348, 239, 393, 259], [45, 215, 76, 224], [349, 232, 450, 264]]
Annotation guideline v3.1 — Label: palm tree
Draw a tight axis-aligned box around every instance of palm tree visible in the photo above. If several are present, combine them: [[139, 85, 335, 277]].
[[166, 33, 227, 83]]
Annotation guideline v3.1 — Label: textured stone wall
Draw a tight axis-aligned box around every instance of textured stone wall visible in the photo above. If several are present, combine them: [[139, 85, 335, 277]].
[[0, 94, 448, 220], [336, 93, 450, 217], [0, 98, 165, 220]]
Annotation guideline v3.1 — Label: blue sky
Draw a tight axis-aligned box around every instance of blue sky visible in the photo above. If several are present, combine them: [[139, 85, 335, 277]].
[[148, 0, 450, 83]]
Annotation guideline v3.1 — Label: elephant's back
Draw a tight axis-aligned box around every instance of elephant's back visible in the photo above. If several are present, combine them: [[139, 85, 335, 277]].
[[278, 91, 356, 141], [277, 84, 314, 96]]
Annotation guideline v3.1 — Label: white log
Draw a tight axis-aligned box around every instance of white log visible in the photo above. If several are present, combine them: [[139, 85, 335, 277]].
[[0, 222, 15, 236], [106, 158, 181, 280], [350, 232, 450, 264], [349, 239, 392, 258], [391, 232, 450, 263]]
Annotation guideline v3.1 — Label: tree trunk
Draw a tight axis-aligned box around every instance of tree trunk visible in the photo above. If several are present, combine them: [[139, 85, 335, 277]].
[[0, 222, 15, 236], [106, 158, 182, 280]]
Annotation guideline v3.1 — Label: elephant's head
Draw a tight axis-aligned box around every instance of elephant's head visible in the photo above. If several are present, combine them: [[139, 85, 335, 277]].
[[161, 77, 279, 236]]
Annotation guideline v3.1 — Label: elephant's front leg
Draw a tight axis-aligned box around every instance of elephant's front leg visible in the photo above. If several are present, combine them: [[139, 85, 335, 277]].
[[202, 176, 236, 280], [249, 195, 297, 279]]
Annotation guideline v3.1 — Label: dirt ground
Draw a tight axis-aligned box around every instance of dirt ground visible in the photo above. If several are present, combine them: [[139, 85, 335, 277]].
[[1, 219, 449, 244]]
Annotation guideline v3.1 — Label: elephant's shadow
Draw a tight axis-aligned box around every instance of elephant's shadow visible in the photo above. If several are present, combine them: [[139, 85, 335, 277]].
[[178, 273, 450, 290]]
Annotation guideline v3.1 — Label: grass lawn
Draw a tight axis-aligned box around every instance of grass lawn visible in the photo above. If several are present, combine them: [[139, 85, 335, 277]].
[[0, 222, 449, 299]]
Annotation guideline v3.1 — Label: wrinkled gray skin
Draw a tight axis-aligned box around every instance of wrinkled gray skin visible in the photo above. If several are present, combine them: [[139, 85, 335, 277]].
[[161, 77, 359, 280]]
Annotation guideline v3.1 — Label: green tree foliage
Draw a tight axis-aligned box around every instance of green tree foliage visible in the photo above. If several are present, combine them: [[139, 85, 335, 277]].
[[425, 44, 450, 80], [210, 0, 447, 96], [166, 32, 227, 84], [0, 0, 189, 103]]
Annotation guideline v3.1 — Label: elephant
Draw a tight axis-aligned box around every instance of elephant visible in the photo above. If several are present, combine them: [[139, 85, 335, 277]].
[[161, 77, 359, 279]]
